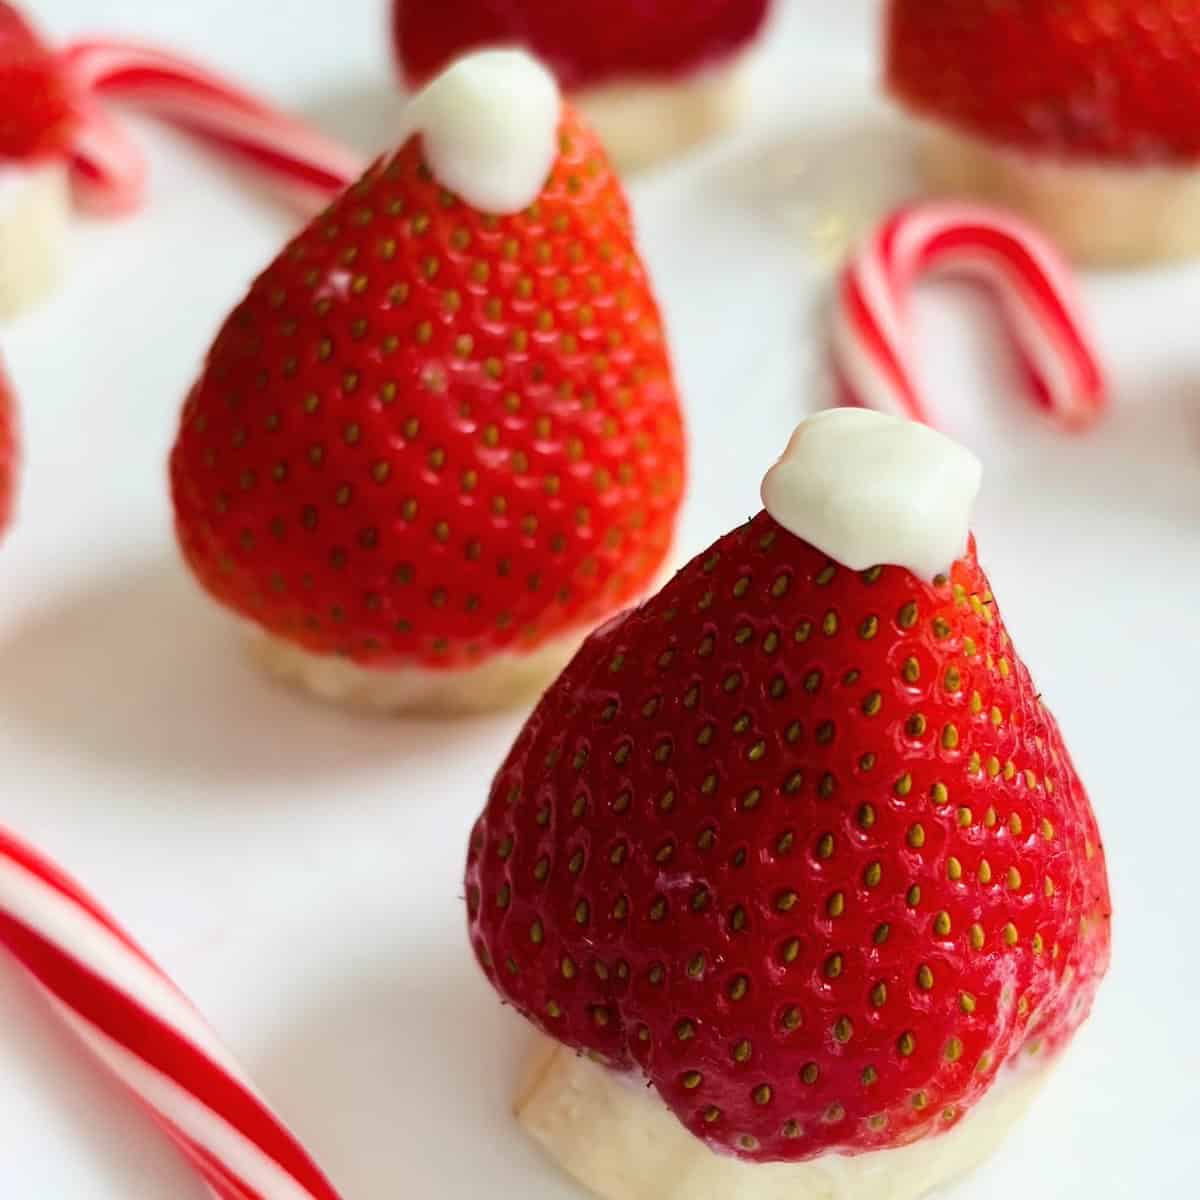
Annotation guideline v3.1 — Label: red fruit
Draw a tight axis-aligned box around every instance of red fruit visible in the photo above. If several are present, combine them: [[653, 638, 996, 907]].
[[0, 3, 76, 161], [466, 511, 1111, 1162], [393, 0, 773, 93], [0, 365, 15, 536], [888, 0, 1200, 162], [170, 105, 686, 672]]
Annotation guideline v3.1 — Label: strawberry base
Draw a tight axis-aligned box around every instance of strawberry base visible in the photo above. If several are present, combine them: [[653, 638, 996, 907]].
[[920, 124, 1200, 266], [517, 1036, 1049, 1200], [249, 629, 585, 716], [0, 161, 69, 319], [573, 56, 751, 172]]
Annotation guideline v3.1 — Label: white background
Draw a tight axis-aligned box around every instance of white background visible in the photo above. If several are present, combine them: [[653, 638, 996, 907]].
[[2, 1, 1196, 1196]]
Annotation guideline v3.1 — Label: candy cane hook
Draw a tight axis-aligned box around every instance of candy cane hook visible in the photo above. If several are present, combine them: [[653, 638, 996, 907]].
[[62, 39, 365, 215], [67, 91, 149, 215], [0, 826, 345, 1200], [833, 203, 1106, 429]]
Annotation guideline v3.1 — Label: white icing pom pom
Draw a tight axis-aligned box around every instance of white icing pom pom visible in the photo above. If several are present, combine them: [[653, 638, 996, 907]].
[[400, 49, 562, 215], [761, 408, 983, 581]]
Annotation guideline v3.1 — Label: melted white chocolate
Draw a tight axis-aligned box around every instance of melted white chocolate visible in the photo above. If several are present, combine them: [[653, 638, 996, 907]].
[[760, 409, 982, 582], [399, 49, 561, 215]]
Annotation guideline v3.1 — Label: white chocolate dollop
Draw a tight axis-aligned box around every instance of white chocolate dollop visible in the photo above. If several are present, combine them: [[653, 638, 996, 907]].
[[400, 49, 561, 215], [760, 408, 982, 581]]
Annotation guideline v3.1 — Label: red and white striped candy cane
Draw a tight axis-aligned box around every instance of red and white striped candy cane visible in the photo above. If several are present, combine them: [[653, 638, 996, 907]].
[[68, 92, 149, 215], [833, 203, 1106, 429], [63, 39, 365, 216], [0, 826, 344, 1200]]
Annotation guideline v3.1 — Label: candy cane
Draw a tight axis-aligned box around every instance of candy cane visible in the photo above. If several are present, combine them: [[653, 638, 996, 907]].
[[0, 826, 345, 1200], [62, 39, 365, 214], [833, 203, 1106, 429], [67, 92, 148, 215]]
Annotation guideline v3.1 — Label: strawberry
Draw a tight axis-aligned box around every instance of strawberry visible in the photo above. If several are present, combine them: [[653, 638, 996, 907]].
[[393, 0, 773, 93], [0, 3, 76, 161], [888, 0, 1200, 162], [169, 68, 685, 678], [0, 364, 15, 537], [465, 494, 1111, 1162]]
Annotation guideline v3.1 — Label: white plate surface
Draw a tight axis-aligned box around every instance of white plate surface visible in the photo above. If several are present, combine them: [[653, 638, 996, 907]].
[[2, 2, 1195, 1197]]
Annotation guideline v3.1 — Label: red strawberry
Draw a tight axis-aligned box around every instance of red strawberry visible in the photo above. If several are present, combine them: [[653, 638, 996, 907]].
[[888, 0, 1200, 161], [0, 364, 16, 537], [170, 85, 685, 680], [0, 4, 76, 161], [465, 508, 1111, 1162], [393, 0, 773, 93]]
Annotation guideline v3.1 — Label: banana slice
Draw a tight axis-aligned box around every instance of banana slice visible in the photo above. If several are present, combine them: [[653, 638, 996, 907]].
[[517, 1037, 1050, 1200], [0, 162, 70, 320], [248, 631, 582, 716], [574, 57, 751, 174]]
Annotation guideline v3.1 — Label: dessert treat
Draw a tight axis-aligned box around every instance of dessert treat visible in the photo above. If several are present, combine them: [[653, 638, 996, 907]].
[[170, 50, 687, 716], [0, 363, 16, 537], [0, 8, 363, 320], [392, 0, 774, 171], [465, 409, 1112, 1200], [888, 1, 1200, 266], [0, 3, 76, 318], [0, 824, 344, 1200], [68, 91, 148, 216], [834, 204, 1106, 430]]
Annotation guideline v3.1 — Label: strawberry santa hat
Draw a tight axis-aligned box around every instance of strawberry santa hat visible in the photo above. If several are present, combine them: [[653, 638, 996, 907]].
[[465, 408, 1111, 1199], [887, 0, 1200, 265], [392, 0, 775, 171], [170, 49, 687, 715], [0, 2, 366, 322]]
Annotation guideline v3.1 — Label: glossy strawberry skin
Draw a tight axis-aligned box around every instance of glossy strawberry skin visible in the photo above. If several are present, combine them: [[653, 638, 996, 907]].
[[466, 512, 1111, 1162], [0, 3, 76, 161], [171, 108, 685, 671], [888, 0, 1200, 162], [0, 366, 16, 536], [393, 0, 773, 93]]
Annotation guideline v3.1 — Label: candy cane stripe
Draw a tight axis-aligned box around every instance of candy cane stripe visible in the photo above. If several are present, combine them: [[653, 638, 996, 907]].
[[0, 854, 246, 1079], [0, 828, 142, 951], [894, 217, 1101, 414], [63, 39, 363, 213], [834, 203, 1106, 430], [66, 94, 148, 215], [50, 1007, 316, 1200], [2, 915, 296, 1176], [836, 270, 930, 422], [150, 108, 357, 196], [47, 1004, 269, 1200], [0, 828, 343, 1200]]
